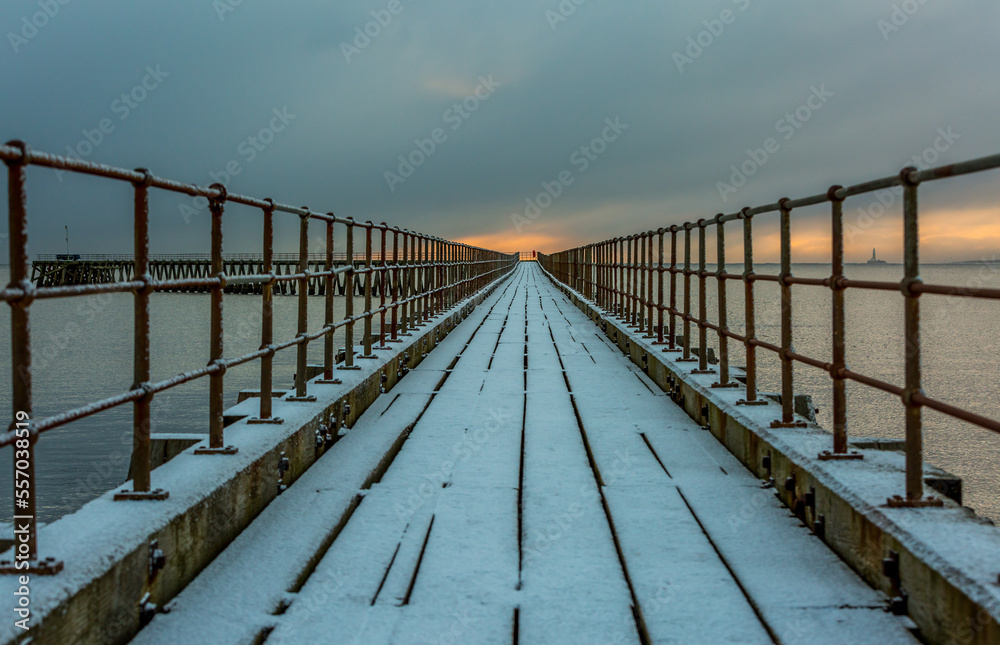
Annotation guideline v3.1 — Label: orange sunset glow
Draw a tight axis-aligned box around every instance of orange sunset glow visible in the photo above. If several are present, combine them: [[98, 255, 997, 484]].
[[460, 204, 1000, 264]]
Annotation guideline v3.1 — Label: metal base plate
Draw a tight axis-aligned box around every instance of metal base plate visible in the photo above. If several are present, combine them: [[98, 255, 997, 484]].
[[886, 495, 944, 508], [691, 369, 716, 375], [286, 395, 318, 402], [114, 488, 170, 501], [194, 445, 238, 455], [357, 355, 379, 359], [247, 416, 284, 424], [817, 450, 864, 461], [337, 365, 362, 371], [770, 420, 808, 428], [736, 399, 769, 406], [0, 557, 63, 575], [315, 378, 342, 385], [711, 382, 741, 389], [661, 347, 682, 353], [676, 357, 698, 363]]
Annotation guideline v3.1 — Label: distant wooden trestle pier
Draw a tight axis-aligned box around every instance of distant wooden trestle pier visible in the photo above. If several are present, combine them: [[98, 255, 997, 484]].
[[32, 253, 388, 295]]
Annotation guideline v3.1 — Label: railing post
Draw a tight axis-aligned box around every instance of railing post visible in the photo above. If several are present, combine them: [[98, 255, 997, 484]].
[[378, 224, 388, 349], [423, 235, 432, 320], [587, 244, 597, 300], [890, 168, 940, 506], [618, 237, 626, 317], [323, 218, 338, 374], [3, 143, 46, 572], [197, 185, 238, 452], [645, 233, 654, 338], [638, 233, 647, 334], [361, 223, 375, 358], [601, 242, 612, 312], [289, 210, 317, 400], [340, 219, 361, 370], [664, 226, 680, 352], [416, 235, 425, 321], [399, 231, 409, 336], [312, 215, 341, 386], [738, 208, 765, 406], [132, 170, 152, 492], [408, 233, 418, 329], [444, 241, 450, 310], [679, 224, 696, 362], [625, 236, 634, 324], [631, 236, 639, 326], [712, 215, 738, 388], [391, 228, 400, 340], [655, 229, 665, 344], [693, 219, 714, 374], [250, 200, 284, 422], [116, 169, 168, 499], [436, 239, 444, 315], [771, 199, 803, 426], [819, 186, 860, 460], [596, 243, 602, 308]]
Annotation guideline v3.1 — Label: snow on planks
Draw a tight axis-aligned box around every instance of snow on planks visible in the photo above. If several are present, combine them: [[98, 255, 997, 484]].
[[133, 264, 916, 645]]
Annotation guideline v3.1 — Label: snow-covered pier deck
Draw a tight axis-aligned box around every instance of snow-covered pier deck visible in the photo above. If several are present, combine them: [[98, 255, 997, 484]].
[[134, 263, 916, 644]]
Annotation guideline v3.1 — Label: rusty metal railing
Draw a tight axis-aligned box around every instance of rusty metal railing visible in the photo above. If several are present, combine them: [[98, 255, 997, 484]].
[[539, 152, 1000, 509], [34, 253, 402, 262], [0, 141, 517, 573]]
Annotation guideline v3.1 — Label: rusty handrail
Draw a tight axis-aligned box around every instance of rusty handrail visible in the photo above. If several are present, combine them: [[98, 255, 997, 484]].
[[33, 253, 403, 262], [539, 152, 1000, 509], [2, 140, 518, 572]]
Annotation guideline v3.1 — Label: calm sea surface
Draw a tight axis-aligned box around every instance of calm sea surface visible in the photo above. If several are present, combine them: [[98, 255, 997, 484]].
[[1, 264, 999, 524]]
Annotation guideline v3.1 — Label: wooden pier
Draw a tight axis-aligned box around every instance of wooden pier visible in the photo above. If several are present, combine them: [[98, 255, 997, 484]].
[[31, 254, 389, 295]]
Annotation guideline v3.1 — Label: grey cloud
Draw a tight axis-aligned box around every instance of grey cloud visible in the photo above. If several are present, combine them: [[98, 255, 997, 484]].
[[1, 0, 998, 258]]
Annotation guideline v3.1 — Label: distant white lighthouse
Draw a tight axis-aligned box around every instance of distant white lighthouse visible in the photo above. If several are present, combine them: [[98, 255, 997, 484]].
[[867, 248, 887, 265]]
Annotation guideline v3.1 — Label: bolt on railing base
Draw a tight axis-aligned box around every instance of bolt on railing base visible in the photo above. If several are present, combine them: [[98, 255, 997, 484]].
[[286, 395, 318, 402], [770, 420, 808, 429], [886, 495, 944, 508], [194, 445, 238, 455], [247, 417, 285, 425], [736, 399, 769, 406], [113, 488, 169, 501], [0, 557, 63, 575], [817, 450, 863, 461]]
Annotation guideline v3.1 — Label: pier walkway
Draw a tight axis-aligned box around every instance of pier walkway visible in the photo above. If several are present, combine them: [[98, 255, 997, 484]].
[[134, 264, 915, 644]]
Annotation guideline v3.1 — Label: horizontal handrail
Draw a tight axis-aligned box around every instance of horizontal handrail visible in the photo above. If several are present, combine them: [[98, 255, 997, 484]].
[[539, 152, 1000, 509], [2, 140, 519, 571]]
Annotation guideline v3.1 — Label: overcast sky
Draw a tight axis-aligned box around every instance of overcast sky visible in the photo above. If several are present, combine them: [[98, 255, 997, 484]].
[[2, 1, 999, 263]]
